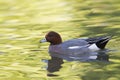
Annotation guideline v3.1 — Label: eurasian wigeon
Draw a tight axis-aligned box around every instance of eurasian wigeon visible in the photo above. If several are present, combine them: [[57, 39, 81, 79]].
[[40, 31, 111, 61]]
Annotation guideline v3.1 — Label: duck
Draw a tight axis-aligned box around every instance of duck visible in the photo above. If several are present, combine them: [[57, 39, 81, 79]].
[[40, 31, 111, 61]]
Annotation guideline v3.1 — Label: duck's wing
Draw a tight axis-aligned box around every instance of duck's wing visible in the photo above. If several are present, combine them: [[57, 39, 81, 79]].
[[78, 36, 111, 49], [62, 35, 111, 51], [84, 36, 111, 44], [85, 36, 111, 49], [63, 36, 111, 45], [60, 39, 91, 55]]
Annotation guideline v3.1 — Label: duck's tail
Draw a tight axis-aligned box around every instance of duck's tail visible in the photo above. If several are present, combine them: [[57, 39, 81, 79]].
[[95, 36, 111, 49]]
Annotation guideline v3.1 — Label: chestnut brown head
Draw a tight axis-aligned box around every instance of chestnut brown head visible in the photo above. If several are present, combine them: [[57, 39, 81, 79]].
[[40, 31, 62, 45]]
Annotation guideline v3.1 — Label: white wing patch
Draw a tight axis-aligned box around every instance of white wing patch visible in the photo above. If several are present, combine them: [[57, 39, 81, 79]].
[[88, 44, 100, 51], [68, 46, 82, 49], [68, 45, 89, 49]]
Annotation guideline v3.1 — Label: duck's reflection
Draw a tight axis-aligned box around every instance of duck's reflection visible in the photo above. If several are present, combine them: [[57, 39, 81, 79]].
[[96, 51, 109, 61], [46, 50, 109, 76], [47, 56, 64, 77]]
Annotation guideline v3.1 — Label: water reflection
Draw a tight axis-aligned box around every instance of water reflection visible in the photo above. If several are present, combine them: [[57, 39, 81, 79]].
[[47, 56, 63, 77], [96, 51, 109, 61], [45, 50, 109, 77]]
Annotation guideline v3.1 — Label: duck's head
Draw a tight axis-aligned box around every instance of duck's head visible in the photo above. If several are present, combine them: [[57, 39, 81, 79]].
[[40, 31, 62, 45]]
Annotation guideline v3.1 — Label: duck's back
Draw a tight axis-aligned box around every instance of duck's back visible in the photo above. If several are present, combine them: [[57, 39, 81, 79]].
[[62, 39, 88, 47]]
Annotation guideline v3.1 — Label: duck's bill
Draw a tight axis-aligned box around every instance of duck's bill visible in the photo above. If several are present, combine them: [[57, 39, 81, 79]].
[[40, 38, 47, 43]]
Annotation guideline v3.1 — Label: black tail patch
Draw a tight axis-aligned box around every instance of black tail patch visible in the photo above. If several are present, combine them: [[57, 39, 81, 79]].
[[96, 36, 111, 49]]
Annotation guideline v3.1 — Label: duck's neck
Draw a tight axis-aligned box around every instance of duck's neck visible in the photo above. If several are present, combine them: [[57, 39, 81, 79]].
[[50, 43, 61, 45]]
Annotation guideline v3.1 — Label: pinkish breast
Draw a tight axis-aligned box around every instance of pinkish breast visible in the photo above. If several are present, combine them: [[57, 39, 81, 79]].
[[49, 45, 62, 54]]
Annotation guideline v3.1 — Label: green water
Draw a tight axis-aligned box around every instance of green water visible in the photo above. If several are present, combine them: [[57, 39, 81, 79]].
[[0, 0, 120, 80]]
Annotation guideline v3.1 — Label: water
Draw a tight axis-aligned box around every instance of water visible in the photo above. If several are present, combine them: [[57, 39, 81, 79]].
[[0, 0, 120, 80]]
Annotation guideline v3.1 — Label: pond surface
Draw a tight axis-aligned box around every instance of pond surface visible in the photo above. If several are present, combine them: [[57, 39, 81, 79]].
[[0, 0, 120, 80]]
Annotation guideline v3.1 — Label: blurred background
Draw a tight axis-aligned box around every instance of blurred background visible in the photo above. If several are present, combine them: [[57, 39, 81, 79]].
[[0, 0, 120, 80]]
